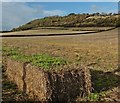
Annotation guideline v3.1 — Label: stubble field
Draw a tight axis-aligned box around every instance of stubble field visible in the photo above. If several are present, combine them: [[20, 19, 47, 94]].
[[3, 28, 118, 71], [2, 28, 120, 101]]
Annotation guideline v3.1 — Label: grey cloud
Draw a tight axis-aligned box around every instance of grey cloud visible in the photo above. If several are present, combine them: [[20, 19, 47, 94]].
[[44, 10, 65, 16], [2, 2, 65, 31]]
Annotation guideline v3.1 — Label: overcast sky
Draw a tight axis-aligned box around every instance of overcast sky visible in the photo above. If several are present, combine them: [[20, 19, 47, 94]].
[[1, 2, 118, 31]]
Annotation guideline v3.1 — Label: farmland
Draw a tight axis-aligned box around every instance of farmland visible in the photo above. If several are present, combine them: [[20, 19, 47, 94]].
[[2, 27, 114, 37], [2, 27, 120, 101], [3, 28, 118, 71]]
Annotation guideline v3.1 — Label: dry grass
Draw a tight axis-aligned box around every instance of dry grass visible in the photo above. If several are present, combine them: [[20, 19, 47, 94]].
[[3, 28, 118, 71], [4, 57, 91, 102], [2, 64, 31, 101], [2, 27, 114, 36], [2, 28, 91, 36], [2, 27, 119, 102]]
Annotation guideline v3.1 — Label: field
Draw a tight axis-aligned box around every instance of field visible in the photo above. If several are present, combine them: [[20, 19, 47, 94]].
[[3, 28, 118, 70], [2, 27, 120, 101], [2, 27, 114, 36]]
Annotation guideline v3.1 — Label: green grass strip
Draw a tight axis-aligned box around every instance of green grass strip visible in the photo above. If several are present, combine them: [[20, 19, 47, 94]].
[[3, 47, 67, 70]]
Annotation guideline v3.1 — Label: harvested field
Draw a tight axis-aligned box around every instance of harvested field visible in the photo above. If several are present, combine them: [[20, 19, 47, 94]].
[[2, 27, 120, 102], [2, 27, 114, 37], [3, 28, 118, 71], [1, 28, 94, 37]]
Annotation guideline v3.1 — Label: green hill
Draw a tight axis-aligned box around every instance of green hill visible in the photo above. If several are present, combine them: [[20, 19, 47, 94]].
[[12, 13, 120, 31]]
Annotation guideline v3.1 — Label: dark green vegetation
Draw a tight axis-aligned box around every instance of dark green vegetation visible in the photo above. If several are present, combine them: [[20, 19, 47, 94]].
[[12, 13, 120, 31], [3, 47, 67, 70], [91, 70, 120, 92], [88, 69, 120, 101], [0, 31, 11, 33]]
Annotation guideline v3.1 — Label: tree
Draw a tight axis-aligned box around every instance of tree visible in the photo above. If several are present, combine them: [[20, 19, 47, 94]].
[[68, 13, 76, 16], [108, 13, 112, 16]]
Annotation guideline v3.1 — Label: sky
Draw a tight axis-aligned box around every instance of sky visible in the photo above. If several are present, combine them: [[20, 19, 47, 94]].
[[1, 0, 120, 2], [1, 2, 118, 31]]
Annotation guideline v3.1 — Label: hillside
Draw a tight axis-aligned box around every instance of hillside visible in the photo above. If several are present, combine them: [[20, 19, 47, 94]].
[[12, 13, 120, 31]]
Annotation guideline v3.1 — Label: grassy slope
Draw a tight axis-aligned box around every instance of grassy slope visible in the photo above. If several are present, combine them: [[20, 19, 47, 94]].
[[12, 14, 119, 31]]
